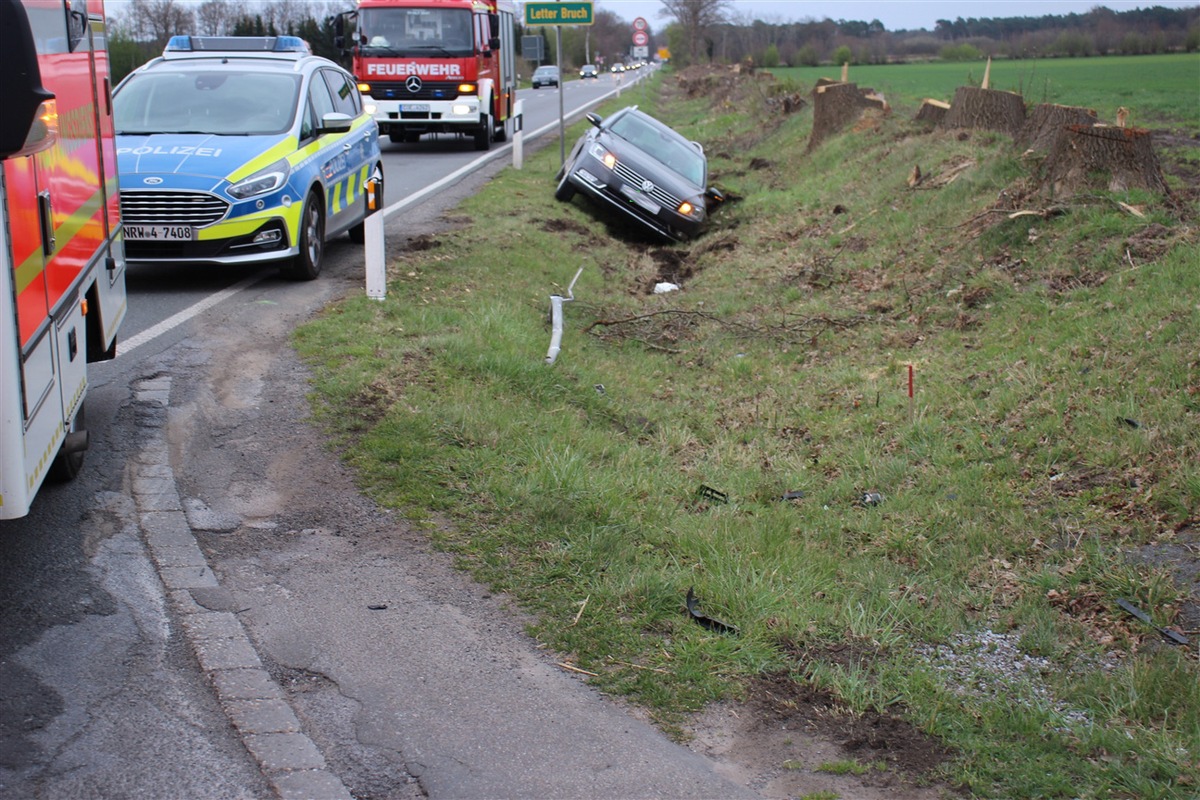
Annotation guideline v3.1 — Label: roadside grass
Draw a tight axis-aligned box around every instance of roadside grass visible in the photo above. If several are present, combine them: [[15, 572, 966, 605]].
[[296, 69, 1200, 797], [771, 53, 1200, 134]]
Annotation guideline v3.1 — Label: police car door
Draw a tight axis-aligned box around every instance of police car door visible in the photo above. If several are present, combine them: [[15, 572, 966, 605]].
[[318, 68, 370, 234]]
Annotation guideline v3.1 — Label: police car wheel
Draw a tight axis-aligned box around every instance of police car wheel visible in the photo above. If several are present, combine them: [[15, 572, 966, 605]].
[[348, 171, 383, 245], [287, 192, 324, 281]]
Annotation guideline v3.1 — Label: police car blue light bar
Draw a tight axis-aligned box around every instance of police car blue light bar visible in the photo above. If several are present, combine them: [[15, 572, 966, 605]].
[[164, 36, 310, 54]]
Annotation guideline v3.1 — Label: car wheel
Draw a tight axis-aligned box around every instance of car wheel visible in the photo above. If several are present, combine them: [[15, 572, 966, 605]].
[[286, 191, 324, 280], [474, 113, 491, 151], [48, 402, 85, 482], [554, 170, 576, 202], [348, 167, 383, 245]]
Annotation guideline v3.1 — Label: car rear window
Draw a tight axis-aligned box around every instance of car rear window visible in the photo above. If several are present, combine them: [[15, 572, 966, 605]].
[[115, 69, 302, 136]]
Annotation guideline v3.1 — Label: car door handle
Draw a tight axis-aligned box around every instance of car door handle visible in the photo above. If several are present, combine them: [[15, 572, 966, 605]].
[[343, 142, 352, 151]]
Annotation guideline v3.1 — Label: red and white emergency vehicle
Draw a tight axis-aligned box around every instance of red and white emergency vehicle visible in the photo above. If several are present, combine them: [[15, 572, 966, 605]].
[[1, 0, 127, 519], [334, 0, 517, 150]]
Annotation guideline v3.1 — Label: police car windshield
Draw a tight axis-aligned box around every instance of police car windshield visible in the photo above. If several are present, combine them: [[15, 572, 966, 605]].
[[115, 70, 302, 136], [359, 7, 473, 57]]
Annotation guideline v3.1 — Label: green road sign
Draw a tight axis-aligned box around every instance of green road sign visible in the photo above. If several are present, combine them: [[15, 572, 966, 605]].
[[524, 1, 593, 26]]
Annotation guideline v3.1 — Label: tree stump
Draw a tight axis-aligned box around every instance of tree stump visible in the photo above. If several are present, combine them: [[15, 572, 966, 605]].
[[915, 98, 950, 126], [808, 82, 885, 151], [1018, 103, 1097, 153], [1042, 125, 1170, 198], [941, 86, 1026, 137]]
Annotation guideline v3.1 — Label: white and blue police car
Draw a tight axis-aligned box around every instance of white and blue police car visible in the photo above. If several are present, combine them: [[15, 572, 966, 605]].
[[114, 36, 383, 279]]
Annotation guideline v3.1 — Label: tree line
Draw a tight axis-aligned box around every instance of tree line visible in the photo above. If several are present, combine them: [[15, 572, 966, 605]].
[[106, 0, 1200, 85]]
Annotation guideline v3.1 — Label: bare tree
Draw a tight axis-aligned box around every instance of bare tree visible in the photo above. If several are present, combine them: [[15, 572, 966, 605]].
[[123, 0, 195, 47], [195, 0, 234, 35], [659, 0, 729, 65]]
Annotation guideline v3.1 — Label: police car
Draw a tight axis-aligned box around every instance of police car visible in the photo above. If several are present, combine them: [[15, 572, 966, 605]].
[[113, 36, 383, 279]]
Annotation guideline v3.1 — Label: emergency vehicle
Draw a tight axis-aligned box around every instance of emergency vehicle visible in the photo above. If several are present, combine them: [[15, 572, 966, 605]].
[[333, 0, 517, 150], [1, 0, 127, 520], [113, 36, 383, 280]]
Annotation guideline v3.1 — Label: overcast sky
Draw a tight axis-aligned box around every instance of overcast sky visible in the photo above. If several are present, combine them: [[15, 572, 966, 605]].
[[593, 1, 1200, 31]]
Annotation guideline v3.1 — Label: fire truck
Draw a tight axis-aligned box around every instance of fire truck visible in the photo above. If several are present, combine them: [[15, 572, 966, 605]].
[[333, 0, 517, 150], [1, 0, 127, 520]]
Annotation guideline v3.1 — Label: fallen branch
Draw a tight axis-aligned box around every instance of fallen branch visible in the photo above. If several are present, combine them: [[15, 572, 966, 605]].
[[557, 662, 599, 677]]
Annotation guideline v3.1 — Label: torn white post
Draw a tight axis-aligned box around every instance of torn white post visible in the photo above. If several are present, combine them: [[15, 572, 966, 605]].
[[513, 99, 524, 170], [364, 175, 386, 300], [545, 266, 584, 365]]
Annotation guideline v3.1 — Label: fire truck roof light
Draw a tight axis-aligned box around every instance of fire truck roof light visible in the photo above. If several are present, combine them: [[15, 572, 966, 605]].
[[164, 36, 311, 56]]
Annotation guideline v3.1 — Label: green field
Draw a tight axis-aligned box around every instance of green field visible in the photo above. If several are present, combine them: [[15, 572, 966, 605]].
[[296, 65, 1199, 798], [772, 53, 1200, 132]]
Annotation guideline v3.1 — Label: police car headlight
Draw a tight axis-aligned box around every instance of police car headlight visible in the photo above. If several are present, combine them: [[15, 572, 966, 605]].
[[228, 159, 290, 199]]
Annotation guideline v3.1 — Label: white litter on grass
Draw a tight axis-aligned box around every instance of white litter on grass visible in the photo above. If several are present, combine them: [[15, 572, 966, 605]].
[[653, 282, 680, 294]]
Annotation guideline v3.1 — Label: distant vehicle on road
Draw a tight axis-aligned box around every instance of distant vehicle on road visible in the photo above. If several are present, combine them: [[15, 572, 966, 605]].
[[610, 63, 625, 73], [532, 65, 560, 88], [579, 64, 598, 79], [554, 106, 725, 243]]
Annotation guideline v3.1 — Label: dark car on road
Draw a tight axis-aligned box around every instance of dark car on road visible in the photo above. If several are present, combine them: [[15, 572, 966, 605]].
[[554, 106, 723, 242], [579, 64, 598, 79], [531, 65, 559, 88]]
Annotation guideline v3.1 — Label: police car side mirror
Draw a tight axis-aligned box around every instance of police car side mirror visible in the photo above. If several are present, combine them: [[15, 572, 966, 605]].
[[317, 112, 353, 135]]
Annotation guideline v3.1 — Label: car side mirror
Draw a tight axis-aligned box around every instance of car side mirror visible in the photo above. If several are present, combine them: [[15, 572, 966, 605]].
[[706, 187, 725, 205], [318, 112, 353, 135], [488, 36, 501, 50], [586, 112, 603, 128]]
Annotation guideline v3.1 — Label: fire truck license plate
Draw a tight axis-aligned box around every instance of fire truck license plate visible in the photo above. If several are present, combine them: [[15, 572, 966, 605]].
[[400, 103, 430, 112], [126, 225, 195, 241]]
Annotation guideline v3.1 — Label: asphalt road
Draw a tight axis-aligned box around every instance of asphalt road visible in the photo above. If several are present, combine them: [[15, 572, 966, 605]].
[[0, 69, 758, 800]]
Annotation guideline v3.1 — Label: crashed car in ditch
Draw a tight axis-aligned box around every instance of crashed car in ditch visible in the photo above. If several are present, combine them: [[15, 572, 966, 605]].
[[554, 106, 723, 242]]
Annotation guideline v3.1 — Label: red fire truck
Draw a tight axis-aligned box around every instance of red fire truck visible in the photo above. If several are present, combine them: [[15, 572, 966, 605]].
[[334, 0, 517, 150], [1, 0, 127, 520]]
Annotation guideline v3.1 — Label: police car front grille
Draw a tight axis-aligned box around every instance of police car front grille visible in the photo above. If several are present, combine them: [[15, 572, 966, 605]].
[[369, 80, 462, 101], [611, 162, 681, 209], [120, 191, 229, 226]]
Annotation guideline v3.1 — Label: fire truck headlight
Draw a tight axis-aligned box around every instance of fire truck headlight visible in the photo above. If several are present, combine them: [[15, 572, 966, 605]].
[[364, 102, 378, 115], [228, 159, 290, 200], [451, 103, 473, 116]]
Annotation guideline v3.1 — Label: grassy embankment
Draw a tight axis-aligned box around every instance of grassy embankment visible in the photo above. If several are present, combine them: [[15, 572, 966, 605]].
[[295, 56, 1199, 798]]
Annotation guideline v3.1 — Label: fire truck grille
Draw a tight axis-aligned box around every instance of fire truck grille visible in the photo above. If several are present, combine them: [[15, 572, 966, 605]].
[[369, 81, 464, 101], [119, 190, 229, 226]]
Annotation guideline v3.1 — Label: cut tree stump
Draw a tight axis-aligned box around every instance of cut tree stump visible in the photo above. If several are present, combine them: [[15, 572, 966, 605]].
[[941, 86, 1026, 137], [1018, 103, 1098, 153], [808, 82, 888, 151], [1042, 124, 1170, 198], [915, 98, 951, 125]]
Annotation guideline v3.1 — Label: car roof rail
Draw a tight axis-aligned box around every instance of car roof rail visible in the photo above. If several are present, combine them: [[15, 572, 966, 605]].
[[163, 35, 311, 59]]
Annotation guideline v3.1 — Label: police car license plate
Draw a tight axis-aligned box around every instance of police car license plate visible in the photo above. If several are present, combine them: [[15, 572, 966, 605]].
[[401, 103, 430, 112], [126, 224, 194, 241]]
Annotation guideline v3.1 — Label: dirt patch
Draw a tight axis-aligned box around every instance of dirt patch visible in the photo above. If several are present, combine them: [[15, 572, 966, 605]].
[[1125, 524, 1200, 638], [684, 669, 954, 800], [541, 217, 594, 236]]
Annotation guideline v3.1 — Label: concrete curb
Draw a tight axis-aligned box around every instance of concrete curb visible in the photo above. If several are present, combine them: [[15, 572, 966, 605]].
[[129, 375, 352, 800]]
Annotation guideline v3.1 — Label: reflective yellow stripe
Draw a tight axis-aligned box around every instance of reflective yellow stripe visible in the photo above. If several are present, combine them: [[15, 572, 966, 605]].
[[14, 187, 106, 295], [226, 138, 294, 182]]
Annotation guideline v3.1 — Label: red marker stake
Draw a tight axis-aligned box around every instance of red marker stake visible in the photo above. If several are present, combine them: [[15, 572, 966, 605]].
[[908, 364, 915, 422]]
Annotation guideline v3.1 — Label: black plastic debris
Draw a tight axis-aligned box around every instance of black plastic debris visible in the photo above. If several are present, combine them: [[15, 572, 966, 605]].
[[685, 587, 738, 635], [780, 490, 806, 502], [1116, 598, 1188, 646], [858, 491, 884, 507], [697, 485, 728, 504], [1118, 417, 1141, 429], [367, 603, 388, 611]]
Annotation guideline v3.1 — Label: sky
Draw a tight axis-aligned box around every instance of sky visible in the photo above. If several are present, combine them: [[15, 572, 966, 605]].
[[592, 0, 1200, 31]]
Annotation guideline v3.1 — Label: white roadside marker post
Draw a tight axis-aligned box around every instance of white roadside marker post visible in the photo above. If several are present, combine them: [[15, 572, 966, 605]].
[[513, 99, 524, 170], [364, 176, 386, 301]]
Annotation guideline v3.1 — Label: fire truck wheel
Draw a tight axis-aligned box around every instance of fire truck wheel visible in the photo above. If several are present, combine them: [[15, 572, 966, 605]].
[[348, 169, 383, 245], [554, 170, 576, 202], [48, 403, 85, 482], [286, 191, 324, 281], [474, 114, 491, 151], [494, 115, 510, 143]]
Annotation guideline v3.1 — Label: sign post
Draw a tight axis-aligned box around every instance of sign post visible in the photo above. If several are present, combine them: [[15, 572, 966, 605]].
[[523, 2, 593, 167]]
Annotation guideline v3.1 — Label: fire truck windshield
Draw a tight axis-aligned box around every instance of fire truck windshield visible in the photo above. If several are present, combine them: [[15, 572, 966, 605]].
[[360, 8, 473, 57]]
